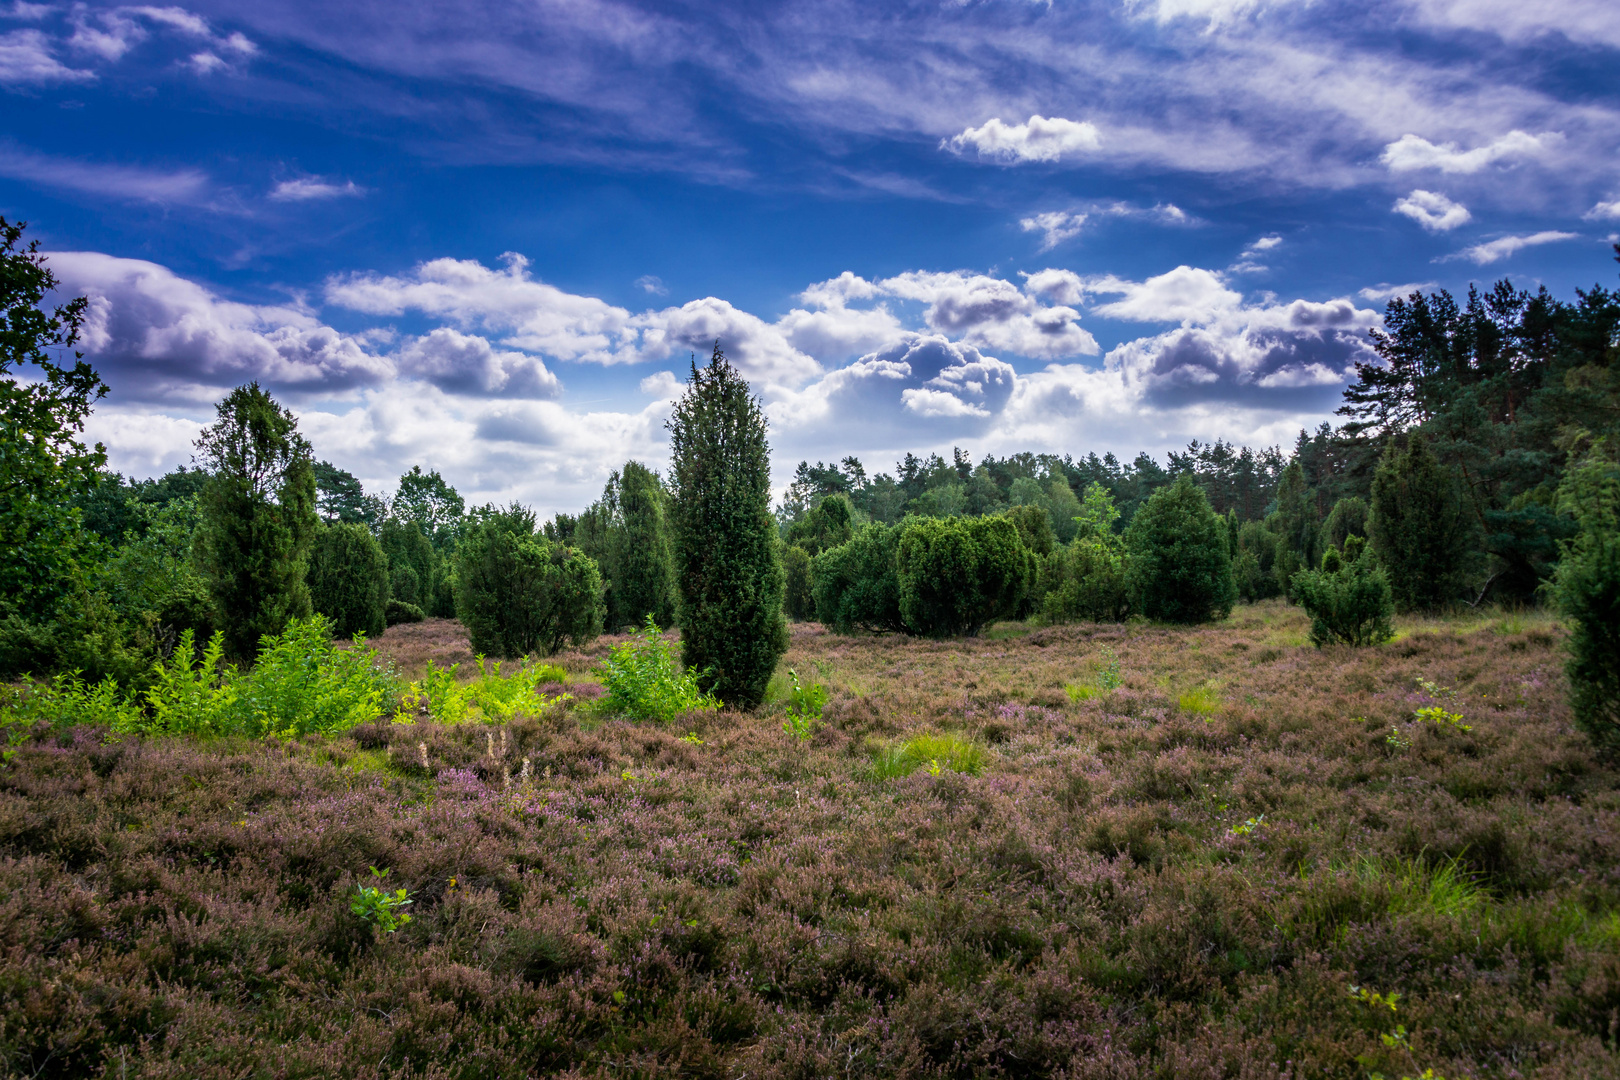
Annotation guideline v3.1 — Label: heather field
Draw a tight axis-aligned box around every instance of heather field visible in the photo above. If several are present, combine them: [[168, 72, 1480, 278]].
[[3, 604, 1619, 1080]]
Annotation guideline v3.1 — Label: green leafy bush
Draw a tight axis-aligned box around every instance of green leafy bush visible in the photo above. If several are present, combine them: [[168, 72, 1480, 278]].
[[1124, 474, 1236, 623], [233, 616, 397, 738], [456, 508, 604, 658], [812, 522, 906, 634], [781, 667, 826, 741], [308, 522, 389, 638], [400, 656, 568, 724], [1042, 539, 1129, 623], [595, 616, 718, 724], [1290, 536, 1396, 647], [350, 867, 413, 933], [872, 732, 986, 778], [385, 599, 424, 626], [895, 515, 1035, 637]]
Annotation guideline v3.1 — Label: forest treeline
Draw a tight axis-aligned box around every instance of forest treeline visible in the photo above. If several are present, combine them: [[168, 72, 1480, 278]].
[[1, 216, 1616, 741]]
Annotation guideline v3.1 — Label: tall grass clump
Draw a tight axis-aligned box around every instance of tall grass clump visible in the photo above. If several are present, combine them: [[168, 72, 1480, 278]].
[[595, 616, 718, 723], [871, 732, 987, 778]]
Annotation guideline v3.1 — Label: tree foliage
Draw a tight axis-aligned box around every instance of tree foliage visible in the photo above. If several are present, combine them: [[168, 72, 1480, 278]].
[[1290, 535, 1395, 647], [811, 522, 906, 635], [192, 384, 318, 658], [1552, 439, 1620, 750], [455, 508, 603, 658], [1368, 433, 1482, 611], [895, 516, 1035, 637], [308, 523, 389, 638], [1125, 475, 1236, 624], [666, 345, 787, 707], [0, 217, 107, 615]]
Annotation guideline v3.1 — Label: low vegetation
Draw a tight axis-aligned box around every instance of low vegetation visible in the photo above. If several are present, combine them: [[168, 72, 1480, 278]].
[[0, 604, 1615, 1078]]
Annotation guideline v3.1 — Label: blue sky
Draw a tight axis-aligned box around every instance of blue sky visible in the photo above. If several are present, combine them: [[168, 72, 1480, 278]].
[[4, 0, 1618, 514]]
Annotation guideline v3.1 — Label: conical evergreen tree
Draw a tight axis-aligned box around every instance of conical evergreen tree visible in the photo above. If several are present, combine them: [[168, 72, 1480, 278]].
[[667, 344, 787, 707], [193, 383, 318, 658], [1368, 433, 1481, 611], [615, 460, 677, 629]]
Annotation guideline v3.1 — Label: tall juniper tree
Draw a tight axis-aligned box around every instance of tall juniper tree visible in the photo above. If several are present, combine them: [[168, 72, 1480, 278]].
[[667, 343, 786, 707], [193, 384, 319, 658]]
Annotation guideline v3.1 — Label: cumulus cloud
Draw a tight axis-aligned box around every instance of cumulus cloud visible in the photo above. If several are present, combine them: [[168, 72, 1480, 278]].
[[942, 115, 1101, 164], [1393, 189, 1471, 231], [326, 254, 638, 365], [1446, 230, 1579, 265], [0, 28, 93, 82], [874, 270, 1099, 359], [1020, 210, 1087, 251], [1585, 200, 1620, 222], [1380, 130, 1556, 174], [628, 296, 823, 391], [1089, 266, 1243, 324], [394, 328, 561, 399], [270, 177, 362, 202], [49, 251, 393, 404]]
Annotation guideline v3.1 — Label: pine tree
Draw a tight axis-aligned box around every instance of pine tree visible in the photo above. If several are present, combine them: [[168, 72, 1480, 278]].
[[1368, 433, 1482, 611], [193, 384, 318, 658], [667, 344, 787, 707]]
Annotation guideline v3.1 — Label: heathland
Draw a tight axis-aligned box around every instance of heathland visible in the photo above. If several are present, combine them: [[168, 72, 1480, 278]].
[[2, 604, 1617, 1079]]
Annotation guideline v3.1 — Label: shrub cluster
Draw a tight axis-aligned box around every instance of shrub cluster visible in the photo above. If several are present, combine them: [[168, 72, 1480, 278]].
[[594, 616, 719, 723], [456, 508, 604, 659], [1291, 535, 1396, 647]]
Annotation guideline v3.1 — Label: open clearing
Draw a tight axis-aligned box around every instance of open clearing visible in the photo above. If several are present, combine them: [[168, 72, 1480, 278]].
[[3, 602, 1618, 1079]]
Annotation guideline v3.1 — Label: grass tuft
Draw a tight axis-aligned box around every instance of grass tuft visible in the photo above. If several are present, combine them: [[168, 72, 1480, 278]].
[[871, 732, 988, 778]]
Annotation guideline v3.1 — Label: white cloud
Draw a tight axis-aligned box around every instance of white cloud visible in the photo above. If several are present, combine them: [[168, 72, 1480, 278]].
[[326, 254, 639, 365], [1089, 265, 1243, 324], [1585, 200, 1620, 222], [394, 327, 561, 399], [638, 370, 682, 398], [270, 177, 363, 202], [876, 270, 1099, 359], [1380, 130, 1556, 174], [1393, 189, 1471, 231], [1020, 210, 1087, 251], [1126, 0, 1293, 27], [1447, 230, 1579, 265], [1357, 282, 1434, 302], [942, 115, 1101, 164], [628, 296, 823, 392], [0, 143, 208, 203], [188, 50, 224, 73], [902, 387, 988, 418], [1021, 269, 1086, 306], [634, 274, 667, 295], [50, 251, 394, 403], [5, 4, 53, 20], [68, 11, 146, 61], [1248, 235, 1282, 252], [1401, 0, 1620, 49], [0, 28, 93, 82]]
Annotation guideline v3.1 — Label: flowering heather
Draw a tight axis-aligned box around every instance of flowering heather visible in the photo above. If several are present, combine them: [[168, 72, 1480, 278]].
[[0, 602, 1616, 1078]]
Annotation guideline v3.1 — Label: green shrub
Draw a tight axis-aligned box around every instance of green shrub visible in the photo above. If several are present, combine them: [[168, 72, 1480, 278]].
[[140, 628, 239, 735], [456, 509, 604, 658], [1124, 474, 1236, 623], [1324, 495, 1370, 551], [380, 518, 437, 609], [595, 616, 718, 724], [871, 732, 987, 778], [1290, 535, 1396, 647], [1552, 440, 1620, 750], [401, 656, 568, 724], [782, 545, 816, 620], [233, 616, 397, 738], [308, 523, 389, 638], [786, 493, 855, 556], [812, 522, 906, 635], [667, 345, 788, 708], [1369, 432, 1483, 611], [1235, 520, 1282, 602], [1042, 539, 1129, 623], [385, 599, 424, 626], [614, 461, 677, 629], [895, 515, 1035, 637], [350, 867, 413, 933]]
